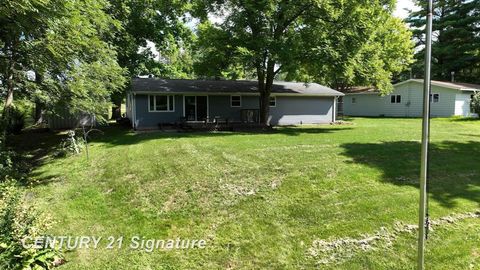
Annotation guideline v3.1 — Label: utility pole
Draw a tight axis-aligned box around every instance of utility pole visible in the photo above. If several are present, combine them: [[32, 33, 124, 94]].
[[418, 0, 433, 269]]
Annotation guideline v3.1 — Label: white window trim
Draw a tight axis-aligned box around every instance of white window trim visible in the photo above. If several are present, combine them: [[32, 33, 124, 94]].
[[269, 96, 277, 107], [148, 95, 175, 112], [430, 93, 440, 103], [230, 95, 242, 107], [351, 97, 357, 104]]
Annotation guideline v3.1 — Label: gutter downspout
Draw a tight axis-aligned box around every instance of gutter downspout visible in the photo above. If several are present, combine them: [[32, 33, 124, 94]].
[[132, 93, 137, 130], [333, 96, 337, 123]]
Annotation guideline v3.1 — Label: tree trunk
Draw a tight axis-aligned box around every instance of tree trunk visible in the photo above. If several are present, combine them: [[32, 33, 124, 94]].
[[111, 100, 122, 120], [1, 79, 14, 143], [257, 66, 269, 125], [2, 57, 14, 118], [259, 60, 275, 125], [259, 91, 269, 124], [1, 40, 18, 145], [34, 72, 44, 125], [3, 82, 14, 115], [34, 101, 44, 125]]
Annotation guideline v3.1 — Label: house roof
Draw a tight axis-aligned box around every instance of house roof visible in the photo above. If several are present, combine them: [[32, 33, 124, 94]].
[[345, 79, 480, 95], [344, 86, 378, 95], [131, 78, 344, 96], [405, 79, 480, 91]]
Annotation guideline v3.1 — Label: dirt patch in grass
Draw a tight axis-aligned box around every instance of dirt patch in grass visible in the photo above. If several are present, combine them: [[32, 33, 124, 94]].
[[308, 211, 480, 265]]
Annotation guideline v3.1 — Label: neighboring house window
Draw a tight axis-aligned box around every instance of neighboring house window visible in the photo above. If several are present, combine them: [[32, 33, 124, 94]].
[[429, 93, 439, 103], [231, 95, 241, 107], [391, 95, 401, 104], [351, 97, 356, 104], [149, 95, 175, 112], [269, 96, 276, 107]]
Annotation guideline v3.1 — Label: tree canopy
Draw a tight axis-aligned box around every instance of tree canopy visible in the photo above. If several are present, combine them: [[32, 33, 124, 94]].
[[193, 0, 414, 123], [406, 0, 480, 83], [106, 0, 195, 118], [107, 0, 194, 78], [0, 0, 126, 131], [301, 6, 413, 92]]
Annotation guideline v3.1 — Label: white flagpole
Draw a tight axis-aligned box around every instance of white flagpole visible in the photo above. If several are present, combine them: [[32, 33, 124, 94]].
[[418, 0, 433, 269]]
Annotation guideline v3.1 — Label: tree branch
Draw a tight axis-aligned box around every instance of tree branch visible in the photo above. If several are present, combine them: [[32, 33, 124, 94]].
[[274, 65, 282, 76], [275, 4, 311, 37]]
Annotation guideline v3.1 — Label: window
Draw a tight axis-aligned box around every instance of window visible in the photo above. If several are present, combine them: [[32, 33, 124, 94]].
[[429, 93, 439, 103], [149, 95, 175, 112], [391, 95, 401, 104], [231, 95, 241, 107], [352, 97, 356, 104], [269, 96, 276, 107]]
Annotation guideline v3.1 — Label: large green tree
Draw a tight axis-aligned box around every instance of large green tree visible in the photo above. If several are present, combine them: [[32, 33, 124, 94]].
[[194, 0, 413, 124], [0, 0, 57, 130], [301, 7, 413, 92], [406, 0, 480, 82], [0, 0, 126, 140], [107, 0, 194, 119]]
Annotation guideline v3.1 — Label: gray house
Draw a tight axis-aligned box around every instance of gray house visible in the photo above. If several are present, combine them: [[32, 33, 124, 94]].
[[126, 78, 344, 129], [343, 79, 479, 117]]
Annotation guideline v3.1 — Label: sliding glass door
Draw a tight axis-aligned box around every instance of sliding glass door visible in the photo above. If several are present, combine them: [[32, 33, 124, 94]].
[[184, 96, 208, 121]]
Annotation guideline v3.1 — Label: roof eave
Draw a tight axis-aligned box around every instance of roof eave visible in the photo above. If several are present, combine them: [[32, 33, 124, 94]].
[[344, 92, 380, 96], [396, 79, 480, 91]]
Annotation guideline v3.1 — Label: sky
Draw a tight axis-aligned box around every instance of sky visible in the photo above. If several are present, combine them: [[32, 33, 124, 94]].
[[394, 0, 419, 19], [144, 1, 420, 61]]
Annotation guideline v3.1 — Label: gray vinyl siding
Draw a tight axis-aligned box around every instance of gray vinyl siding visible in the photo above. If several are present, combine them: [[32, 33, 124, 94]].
[[131, 94, 337, 129], [134, 94, 184, 129], [344, 81, 472, 117], [269, 96, 334, 125], [208, 95, 259, 122], [125, 93, 133, 120], [208, 95, 334, 125], [429, 87, 456, 117], [343, 94, 385, 116]]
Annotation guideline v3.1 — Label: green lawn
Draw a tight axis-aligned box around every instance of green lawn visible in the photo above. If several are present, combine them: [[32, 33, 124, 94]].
[[23, 117, 480, 269]]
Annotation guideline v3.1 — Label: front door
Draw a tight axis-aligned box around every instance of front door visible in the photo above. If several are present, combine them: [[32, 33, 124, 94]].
[[184, 96, 208, 121]]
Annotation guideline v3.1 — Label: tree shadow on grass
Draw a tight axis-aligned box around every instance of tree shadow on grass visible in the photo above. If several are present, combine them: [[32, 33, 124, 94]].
[[92, 125, 354, 147], [275, 126, 353, 136], [9, 129, 67, 165], [7, 129, 71, 187], [341, 140, 480, 208], [9, 124, 353, 186], [451, 117, 479, 122]]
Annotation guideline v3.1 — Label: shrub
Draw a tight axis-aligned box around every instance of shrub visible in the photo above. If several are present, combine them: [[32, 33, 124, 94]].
[[6, 107, 26, 135], [0, 139, 28, 183], [0, 149, 15, 182], [472, 93, 480, 115], [57, 130, 85, 157], [0, 181, 62, 269]]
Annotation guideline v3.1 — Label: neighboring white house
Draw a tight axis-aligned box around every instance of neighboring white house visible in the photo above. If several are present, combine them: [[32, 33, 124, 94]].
[[343, 79, 479, 117]]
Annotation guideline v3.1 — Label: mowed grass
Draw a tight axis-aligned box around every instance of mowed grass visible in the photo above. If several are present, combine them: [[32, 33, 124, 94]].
[[25, 117, 480, 269]]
